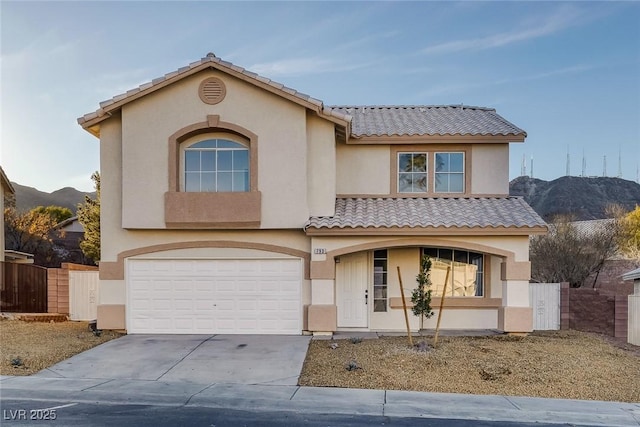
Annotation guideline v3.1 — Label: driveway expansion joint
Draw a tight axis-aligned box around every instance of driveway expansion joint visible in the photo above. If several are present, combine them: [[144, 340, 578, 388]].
[[503, 396, 522, 410], [155, 335, 216, 381], [81, 378, 115, 392], [183, 382, 216, 406], [289, 385, 301, 400]]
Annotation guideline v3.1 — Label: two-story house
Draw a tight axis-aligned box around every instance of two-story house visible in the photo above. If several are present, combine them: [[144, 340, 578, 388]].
[[78, 53, 546, 335]]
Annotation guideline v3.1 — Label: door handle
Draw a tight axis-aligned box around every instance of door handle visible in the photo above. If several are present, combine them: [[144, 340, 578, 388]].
[[365, 289, 368, 305]]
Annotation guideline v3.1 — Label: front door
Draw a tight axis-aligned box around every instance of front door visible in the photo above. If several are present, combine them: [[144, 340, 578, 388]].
[[336, 252, 368, 328]]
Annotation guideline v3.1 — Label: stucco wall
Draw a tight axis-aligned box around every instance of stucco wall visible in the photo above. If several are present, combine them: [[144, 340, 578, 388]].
[[336, 143, 390, 195], [306, 113, 337, 216], [117, 70, 334, 229], [471, 144, 509, 195], [99, 115, 123, 264]]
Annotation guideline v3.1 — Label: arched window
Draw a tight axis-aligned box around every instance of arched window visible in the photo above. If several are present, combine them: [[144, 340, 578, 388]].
[[184, 139, 249, 192]]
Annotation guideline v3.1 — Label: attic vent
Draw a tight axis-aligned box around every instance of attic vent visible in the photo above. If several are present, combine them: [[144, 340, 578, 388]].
[[198, 77, 226, 105]]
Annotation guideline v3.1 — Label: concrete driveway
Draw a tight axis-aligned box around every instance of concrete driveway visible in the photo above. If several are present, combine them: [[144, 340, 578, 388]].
[[35, 334, 311, 386]]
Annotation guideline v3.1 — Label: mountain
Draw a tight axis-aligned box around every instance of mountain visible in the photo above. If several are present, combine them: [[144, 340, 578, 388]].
[[510, 176, 640, 221], [10, 182, 96, 214], [9, 176, 640, 221]]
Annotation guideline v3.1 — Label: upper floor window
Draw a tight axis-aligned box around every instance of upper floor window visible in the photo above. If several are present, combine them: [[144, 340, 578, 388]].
[[435, 152, 464, 193], [398, 152, 427, 193], [184, 139, 249, 192], [422, 247, 483, 297]]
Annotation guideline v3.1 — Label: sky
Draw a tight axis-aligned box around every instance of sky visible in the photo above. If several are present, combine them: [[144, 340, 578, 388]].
[[1, 1, 639, 193]]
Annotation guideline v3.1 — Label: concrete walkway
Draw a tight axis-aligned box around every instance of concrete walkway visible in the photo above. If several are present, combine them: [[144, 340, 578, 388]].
[[1, 375, 638, 426]]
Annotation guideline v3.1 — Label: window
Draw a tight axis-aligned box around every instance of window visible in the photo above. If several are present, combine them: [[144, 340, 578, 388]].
[[373, 249, 388, 312], [435, 152, 464, 193], [184, 139, 249, 192], [422, 248, 483, 297], [398, 152, 427, 193]]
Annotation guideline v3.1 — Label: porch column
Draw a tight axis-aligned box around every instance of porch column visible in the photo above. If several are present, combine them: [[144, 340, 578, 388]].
[[498, 260, 533, 333], [307, 254, 337, 334]]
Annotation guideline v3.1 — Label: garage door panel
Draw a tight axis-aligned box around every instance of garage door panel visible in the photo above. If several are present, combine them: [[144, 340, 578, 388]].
[[128, 258, 302, 334]]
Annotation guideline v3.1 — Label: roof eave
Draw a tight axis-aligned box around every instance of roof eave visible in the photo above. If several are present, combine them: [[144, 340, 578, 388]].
[[304, 225, 548, 236], [346, 133, 526, 144], [0, 166, 15, 194], [78, 58, 351, 135]]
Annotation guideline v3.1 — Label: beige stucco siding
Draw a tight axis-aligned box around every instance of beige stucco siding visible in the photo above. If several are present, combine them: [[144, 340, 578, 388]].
[[336, 143, 390, 195], [306, 113, 336, 216], [99, 115, 124, 263], [471, 144, 509, 195], [119, 70, 325, 229]]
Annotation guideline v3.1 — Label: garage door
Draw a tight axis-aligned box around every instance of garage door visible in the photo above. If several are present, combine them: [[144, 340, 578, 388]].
[[127, 258, 301, 334]]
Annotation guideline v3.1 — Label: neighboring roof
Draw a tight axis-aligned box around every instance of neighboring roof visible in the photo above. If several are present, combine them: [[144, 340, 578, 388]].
[[330, 105, 526, 139], [78, 53, 350, 136], [0, 166, 15, 194], [622, 267, 640, 281], [4, 250, 35, 263], [305, 197, 547, 233], [570, 218, 616, 236], [54, 216, 84, 231]]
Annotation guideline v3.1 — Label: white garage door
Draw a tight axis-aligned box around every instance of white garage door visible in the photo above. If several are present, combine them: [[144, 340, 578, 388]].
[[127, 258, 301, 334]]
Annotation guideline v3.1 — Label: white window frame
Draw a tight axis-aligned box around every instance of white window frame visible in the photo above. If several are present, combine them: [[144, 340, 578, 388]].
[[183, 138, 249, 193], [397, 152, 428, 194], [434, 152, 465, 193]]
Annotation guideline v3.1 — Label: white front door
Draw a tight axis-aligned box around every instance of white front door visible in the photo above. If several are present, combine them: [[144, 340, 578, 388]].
[[336, 252, 369, 328]]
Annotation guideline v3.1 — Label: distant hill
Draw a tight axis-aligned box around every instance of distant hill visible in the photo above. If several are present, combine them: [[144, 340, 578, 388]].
[[9, 176, 640, 220], [510, 176, 640, 221], [11, 182, 96, 214]]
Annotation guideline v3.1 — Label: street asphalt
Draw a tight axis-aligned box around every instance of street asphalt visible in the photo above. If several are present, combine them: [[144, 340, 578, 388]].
[[0, 334, 638, 426]]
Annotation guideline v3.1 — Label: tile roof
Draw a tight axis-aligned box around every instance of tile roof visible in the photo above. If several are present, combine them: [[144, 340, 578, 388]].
[[78, 53, 351, 127], [622, 267, 640, 281], [329, 105, 526, 138], [305, 197, 546, 231]]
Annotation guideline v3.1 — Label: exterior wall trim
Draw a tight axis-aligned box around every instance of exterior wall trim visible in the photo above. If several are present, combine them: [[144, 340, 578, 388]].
[[168, 115, 259, 192], [99, 240, 310, 280], [347, 134, 525, 144], [389, 297, 501, 309], [390, 144, 473, 197], [310, 237, 518, 280], [305, 226, 547, 236]]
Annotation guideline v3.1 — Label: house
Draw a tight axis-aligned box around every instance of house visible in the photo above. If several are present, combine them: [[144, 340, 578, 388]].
[[0, 167, 32, 263], [51, 216, 90, 266], [78, 53, 546, 335], [1, 166, 15, 261]]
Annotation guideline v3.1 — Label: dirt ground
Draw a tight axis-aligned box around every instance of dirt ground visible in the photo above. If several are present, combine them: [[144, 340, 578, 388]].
[[0, 319, 123, 376], [299, 330, 640, 403]]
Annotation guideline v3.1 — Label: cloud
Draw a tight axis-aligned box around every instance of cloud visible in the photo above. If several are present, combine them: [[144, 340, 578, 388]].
[[249, 57, 374, 78], [420, 5, 588, 55]]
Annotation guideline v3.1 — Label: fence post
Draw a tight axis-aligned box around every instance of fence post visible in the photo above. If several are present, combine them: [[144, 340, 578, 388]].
[[560, 282, 570, 330]]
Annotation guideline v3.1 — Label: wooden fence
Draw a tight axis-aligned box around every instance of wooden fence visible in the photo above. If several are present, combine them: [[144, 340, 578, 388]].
[[1, 262, 48, 312]]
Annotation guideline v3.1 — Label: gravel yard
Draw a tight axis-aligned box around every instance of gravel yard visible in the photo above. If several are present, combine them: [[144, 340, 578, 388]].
[[0, 319, 123, 375], [299, 330, 640, 403]]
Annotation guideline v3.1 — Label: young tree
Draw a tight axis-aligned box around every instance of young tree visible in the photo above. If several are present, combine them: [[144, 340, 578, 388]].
[[77, 172, 100, 264], [411, 255, 434, 329], [530, 214, 620, 287]]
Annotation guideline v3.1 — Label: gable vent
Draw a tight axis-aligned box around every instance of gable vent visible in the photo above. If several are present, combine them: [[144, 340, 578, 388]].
[[198, 77, 226, 105]]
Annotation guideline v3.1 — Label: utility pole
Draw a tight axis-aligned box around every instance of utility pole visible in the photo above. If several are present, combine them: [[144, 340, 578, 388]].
[[603, 155, 607, 177], [530, 156, 534, 178], [581, 149, 586, 177], [566, 147, 570, 176]]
